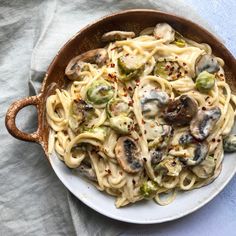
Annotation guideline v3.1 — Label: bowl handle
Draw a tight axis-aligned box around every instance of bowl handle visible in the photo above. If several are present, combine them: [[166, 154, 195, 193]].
[[5, 94, 43, 143]]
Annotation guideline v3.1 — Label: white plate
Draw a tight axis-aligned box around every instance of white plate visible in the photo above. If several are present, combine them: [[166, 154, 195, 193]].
[[49, 127, 236, 224]]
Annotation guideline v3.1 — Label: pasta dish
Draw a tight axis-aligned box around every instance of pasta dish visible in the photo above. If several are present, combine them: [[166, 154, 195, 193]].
[[46, 23, 236, 207]]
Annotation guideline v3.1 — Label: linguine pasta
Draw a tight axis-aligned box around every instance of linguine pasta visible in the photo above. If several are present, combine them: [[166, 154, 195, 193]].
[[46, 23, 236, 207]]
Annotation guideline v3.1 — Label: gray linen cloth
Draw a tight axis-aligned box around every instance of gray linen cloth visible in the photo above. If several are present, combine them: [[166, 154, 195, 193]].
[[1, 0, 236, 235]]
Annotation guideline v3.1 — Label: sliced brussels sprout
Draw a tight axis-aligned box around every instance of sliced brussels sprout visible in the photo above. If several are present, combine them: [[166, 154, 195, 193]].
[[154, 157, 182, 176], [87, 80, 114, 105], [223, 134, 236, 153], [154, 61, 181, 80], [195, 71, 215, 93], [110, 116, 133, 134], [86, 127, 107, 142], [140, 180, 158, 198], [173, 31, 186, 47], [106, 98, 130, 117], [117, 54, 145, 81], [174, 38, 186, 47], [68, 99, 94, 132], [118, 55, 144, 73]]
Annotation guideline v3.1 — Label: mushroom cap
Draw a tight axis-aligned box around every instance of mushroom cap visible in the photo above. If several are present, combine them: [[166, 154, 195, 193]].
[[153, 23, 175, 43], [115, 136, 143, 174], [223, 134, 236, 153], [65, 48, 107, 80], [101, 31, 135, 42], [195, 54, 220, 76], [178, 133, 209, 166], [190, 107, 221, 140], [163, 95, 198, 126], [141, 89, 169, 118]]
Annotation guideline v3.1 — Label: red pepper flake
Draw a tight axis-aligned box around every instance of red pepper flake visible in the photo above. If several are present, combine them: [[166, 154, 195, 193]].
[[212, 138, 216, 142], [124, 93, 128, 97], [165, 65, 170, 69], [144, 130, 147, 134], [128, 87, 133, 91], [125, 53, 129, 56], [119, 171, 123, 175], [177, 73, 182, 78], [105, 169, 111, 174], [217, 139, 221, 142], [202, 107, 207, 111], [183, 62, 187, 66], [111, 47, 117, 51], [110, 63, 115, 68], [184, 70, 188, 74], [128, 100, 133, 106], [141, 119, 145, 124], [171, 161, 176, 166], [220, 74, 224, 77]]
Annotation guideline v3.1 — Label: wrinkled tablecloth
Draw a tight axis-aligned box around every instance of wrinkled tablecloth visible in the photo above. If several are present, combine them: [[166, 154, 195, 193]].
[[1, 0, 236, 235]]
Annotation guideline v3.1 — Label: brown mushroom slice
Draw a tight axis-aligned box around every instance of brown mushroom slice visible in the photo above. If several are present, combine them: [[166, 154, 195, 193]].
[[195, 54, 220, 76], [190, 107, 221, 140], [178, 133, 209, 166], [115, 136, 143, 174], [163, 95, 198, 126], [77, 163, 97, 182], [153, 23, 175, 43], [101, 31, 135, 42], [65, 48, 108, 80]]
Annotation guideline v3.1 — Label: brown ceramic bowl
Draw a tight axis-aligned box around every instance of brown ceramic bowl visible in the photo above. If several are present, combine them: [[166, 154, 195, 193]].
[[5, 9, 236, 223]]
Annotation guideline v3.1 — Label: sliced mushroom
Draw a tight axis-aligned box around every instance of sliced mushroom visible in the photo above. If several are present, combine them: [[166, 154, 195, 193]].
[[153, 23, 175, 43], [65, 48, 108, 80], [178, 133, 209, 166], [115, 136, 143, 174], [77, 163, 97, 182], [150, 149, 163, 165], [223, 134, 236, 152], [101, 31, 135, 42], [163, 95, 198, 126], [195, 54, 220, 76], [141, 89, 169, 117], [192, 155, 216, 178], [190, 107, 221, 140]]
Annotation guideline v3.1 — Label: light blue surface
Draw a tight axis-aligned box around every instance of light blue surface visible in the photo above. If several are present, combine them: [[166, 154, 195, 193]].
[[187, 0, 236, 56]]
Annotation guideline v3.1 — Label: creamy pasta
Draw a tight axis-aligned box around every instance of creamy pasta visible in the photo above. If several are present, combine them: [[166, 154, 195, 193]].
[[46, 23, 236, 207]]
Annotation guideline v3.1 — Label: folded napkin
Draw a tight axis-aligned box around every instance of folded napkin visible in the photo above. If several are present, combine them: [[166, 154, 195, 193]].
[[1, 0, 235, 235]]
